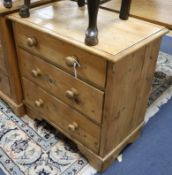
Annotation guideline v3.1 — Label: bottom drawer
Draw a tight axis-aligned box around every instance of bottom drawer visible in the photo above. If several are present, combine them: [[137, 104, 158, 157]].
[[0, 70, 11, 97], [22, 78, 100, 153]]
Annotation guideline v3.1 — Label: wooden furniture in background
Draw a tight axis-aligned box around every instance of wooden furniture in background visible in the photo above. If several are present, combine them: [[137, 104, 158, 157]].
[[9, 1, 167, 171], [101, 0, 172, 29], [0, 0, 56, 115]]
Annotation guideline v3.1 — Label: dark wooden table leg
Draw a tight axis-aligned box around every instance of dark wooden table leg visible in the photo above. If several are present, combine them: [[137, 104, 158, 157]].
[[119, 0, 132, 20], [19, 0, 31, 18], [77, 0, 85, 7], [85, 0, 100, 46], [3, 0, 12, 8]]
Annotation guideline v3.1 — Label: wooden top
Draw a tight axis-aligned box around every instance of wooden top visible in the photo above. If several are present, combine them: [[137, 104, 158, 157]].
[[101, 0, 172, 29], [0, 0, 55, 15], [8, 1, 168, 63]]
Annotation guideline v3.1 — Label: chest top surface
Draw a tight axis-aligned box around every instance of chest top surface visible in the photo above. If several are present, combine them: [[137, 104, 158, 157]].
[[8, 1, 167, 62]]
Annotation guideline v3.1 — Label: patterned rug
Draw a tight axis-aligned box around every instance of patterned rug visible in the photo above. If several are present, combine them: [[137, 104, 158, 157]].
[[0, 100, 96, 175], [0, 51, 172, 175], [145, 51, 172, 123]]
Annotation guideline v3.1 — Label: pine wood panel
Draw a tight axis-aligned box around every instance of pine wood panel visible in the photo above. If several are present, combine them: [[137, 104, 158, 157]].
[[23, 78, 100, 153], [131, 38, 161, 129], [101, 0, 172, 29], [18, 48, 104, 124], [100, 38, 162, 156], [0, 16, 23, 106]]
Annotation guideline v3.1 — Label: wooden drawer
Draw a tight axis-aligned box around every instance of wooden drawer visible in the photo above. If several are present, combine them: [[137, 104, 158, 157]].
[[22, 78, 100, 153], [19, 49, 104, 124], [0, 70, 10, 97], [14, 23, 106, 89]]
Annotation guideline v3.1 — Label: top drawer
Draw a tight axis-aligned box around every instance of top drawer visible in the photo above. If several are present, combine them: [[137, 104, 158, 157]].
[[13, 23, 107, 89]]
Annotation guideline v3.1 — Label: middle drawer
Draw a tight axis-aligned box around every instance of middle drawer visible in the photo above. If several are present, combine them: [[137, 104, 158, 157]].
[[18, 49, 104, 124]]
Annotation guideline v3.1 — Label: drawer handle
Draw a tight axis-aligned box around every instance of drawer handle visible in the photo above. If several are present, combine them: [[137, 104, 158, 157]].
[[31, 68, 41, 77], [65, 56, 79, 67], [68, 122, 78, 131], [66, 88, 79, 101], [27, 37, 37, 47], [34, 99, 44, 107]]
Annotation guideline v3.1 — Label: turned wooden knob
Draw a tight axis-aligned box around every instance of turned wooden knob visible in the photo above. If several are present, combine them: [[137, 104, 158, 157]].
[[66, 88, 79, 100], [65, 56, 78, 67], [27, 37, 37, 47], [34, 99, 44, 107], [31, 68, 41, 77], [68, 122, 78, 131]]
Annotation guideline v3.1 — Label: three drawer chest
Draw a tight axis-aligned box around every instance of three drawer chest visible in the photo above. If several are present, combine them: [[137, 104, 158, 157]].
[[9, 1, 168, 171]]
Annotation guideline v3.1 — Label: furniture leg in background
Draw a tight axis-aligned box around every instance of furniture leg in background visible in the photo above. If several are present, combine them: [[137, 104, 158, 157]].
[[19, 0, 31, 17], [3, 0, 12, 8], [120, 0, 131, 19], [77, 0, 85, 7]]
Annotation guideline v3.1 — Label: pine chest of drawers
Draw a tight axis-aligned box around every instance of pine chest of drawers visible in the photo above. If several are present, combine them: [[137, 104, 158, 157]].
[[9, 1, 167, 171]]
